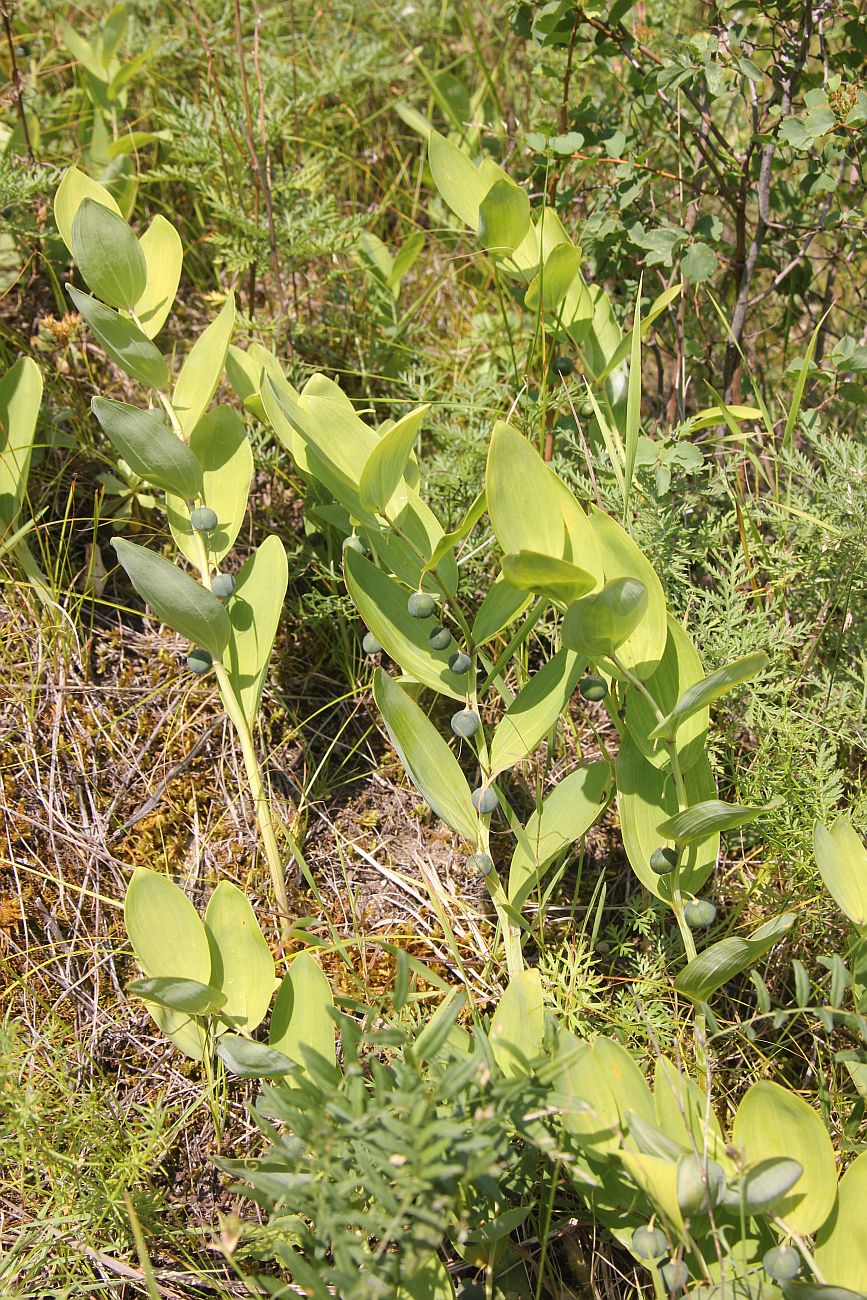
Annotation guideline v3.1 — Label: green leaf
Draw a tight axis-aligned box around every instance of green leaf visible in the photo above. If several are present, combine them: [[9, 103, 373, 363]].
[[428, 129, 489, 227], [91, 397, 203, 500], [269, 952, 337, 1076], [71, 198, 146, 310], [563, 577, 648, 658], [525, 242, 582, 314], [127, 976, 226, 1016], [124, 866, 211, 1060], [508, 760, 610, 908], [477, 178, 531, 255], [345, 549, 466, 700], [552, 473, 603, 583], [216, 1035, 295, 1078], [732, 1078, 837, 1235], [588, 506, 666, 678], [554, 1029, 654, 1154], [397, 1256, 456, 1300], [225, 535, 288, 725], [653, 1057, 725, 1158], [67, 285, 169, 389], [166, 406, 253, 566], [489, 648, 584, 776], [626, 616, 708, 772], [814, 1150, 867, 1293], [675, 913, 796, 1004], [658, 798, 778, 845], [471, 577, 532, 645], [54, 166, 122, 253], [373, 669, 477, 842], [134, 215, 182, 338], [729, 1158, 807, 1215], [489, 969, 544, 1076], [781, 1286, 863, 1300], [813, 817, 867, 927], [172, 293, 235, 435], [650, 651, 769, 741], [500, 551, 595, 604], [0, 357, 42, 531], [617, 730, 718, 902], [204, 882, 275, 1032], [486, 421, 564, 559], [359, 404, 429, 514], [111, 538, 230, 658], [682, 241, 718, 282], [623, 281, 642, 519], [424, 488, 486, 571]]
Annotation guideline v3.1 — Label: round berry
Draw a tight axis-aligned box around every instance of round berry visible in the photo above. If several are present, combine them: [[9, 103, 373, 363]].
[[342, 534, 367, 555], [650, 846, 678, 875], [451, 708, 481, 739], [684, 899, 717, 929], [190, 506, 218, 532], [211, 572, 235, 599], [448, 651, 472, 675], [472, 786, 498, 815], [187, 647, 212, 674], [631, 1226, 667, 1260], [407, 591, 436, 619], [467, 852, 494, 877], [552, 355, 574, 376], [660, 1260, 689, 1293], [362, 632, 382, 655], [763, 1245, 801, 1282], [428, 625, 452, 651], [579, 675, 607, 702]]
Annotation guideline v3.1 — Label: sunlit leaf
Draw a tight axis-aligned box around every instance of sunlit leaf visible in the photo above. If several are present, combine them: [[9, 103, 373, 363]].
[[675, 913, 796, 1004], [489, 969, 544, 1076], [489, 648, 584, 776], [813, 817, 867, 927], [225, 535, 288, 724], [112, 537, 230, 658], [649, 651, 769, 742], [204, 881, 275, 1032], [91, 397, 202, 500]]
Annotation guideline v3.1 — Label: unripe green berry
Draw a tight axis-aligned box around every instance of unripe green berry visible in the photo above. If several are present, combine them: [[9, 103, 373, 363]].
[[428, 625, 452, 651], [187, 647, 212, 674], [632, 1226, 667, 1260], [472, 786, 498, 814], [579, 398, 594, 417], [451, 708, 480, 738], [763, 1246, 801, 1282], [342, 534, 366, 554], [467, 852, 494, 877], [407, 591, 436, 619], [190, 506, 218, 532], [579, 675, 607, 702], [362, 632, 382, 655], [684, 899, 717, 929], [552, 355, 574, 376], [448, 651, 472, 675], [211, 572, 235, 599], [660, 1260, 689, 1293], [650, 846, 678, 874]]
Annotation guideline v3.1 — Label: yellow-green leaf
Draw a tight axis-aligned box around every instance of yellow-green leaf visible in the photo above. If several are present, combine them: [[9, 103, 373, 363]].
[[134, 215, 182, 338], [500, 550, 595, 604], [489, 648, 584, 776], [649, 651, 769, 742], [359, 404, 429, 514], [224, 535, 287, 724], [489, 969, 544, 1076], [166, 406, 253, 566], [813, 817, 867, 927], [53, 166, 121, 254], [625, 616, 708, 772], [111, 537, 230, 658], [588, 506, 666, 678], [269, 951, 336, 1076], [814, 1151, 867, 1293], [508, 761, 611, 909], [204, 881, 275, 1032], [172, 293, 235, 435], [486, 421, 564, 559], [0, 357, 42, 531]]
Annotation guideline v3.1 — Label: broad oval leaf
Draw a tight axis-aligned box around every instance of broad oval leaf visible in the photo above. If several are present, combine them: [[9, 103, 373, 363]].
[[616, 730, 718, 902], [54, 166, 121, 254], [500, 551, 595, 604], [478, 178, 531, 255], [134, 214, 182, 338], [489, 648, 584, 776], [650, 651, 769, 742], [68, 284, 169, 389], [489, 969, 544, 1076], [658, 798, 778, 845], [91, 397, 203, 500], [225, 535, 288, 725], [472, 577, 532, 646], [588, 506, 666, 678], [71, 198, 146, 310], [0, 357, 42, 530], [562, 577, 648, 658], [345, 548, 466, 700], [373, 668, 477, 843], [508, 761, 611, 908], [675, 913, 796, 1004], [167, 406, 253, 566], [554, 1029, 655, 1153], [428, 129, 489, 227], [172, 293, 235, 435], [269, 951, 337, 1076], [112, 537, 230, 658], [625, 616, 708, 772], [127, 976, 226, 1016], [525, 241, 582, 314], [732, 1079, 837, 1235], [814, 1150, 867, 1293], [359, 404, 429, 514], [216, 1034, 295, 1078], [726, 1158, 806, 1215], [486, 421, 564, 559], [204, 881, 275, 1032], [552, 472, 603, 586], [813, 817, 867, 927]]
